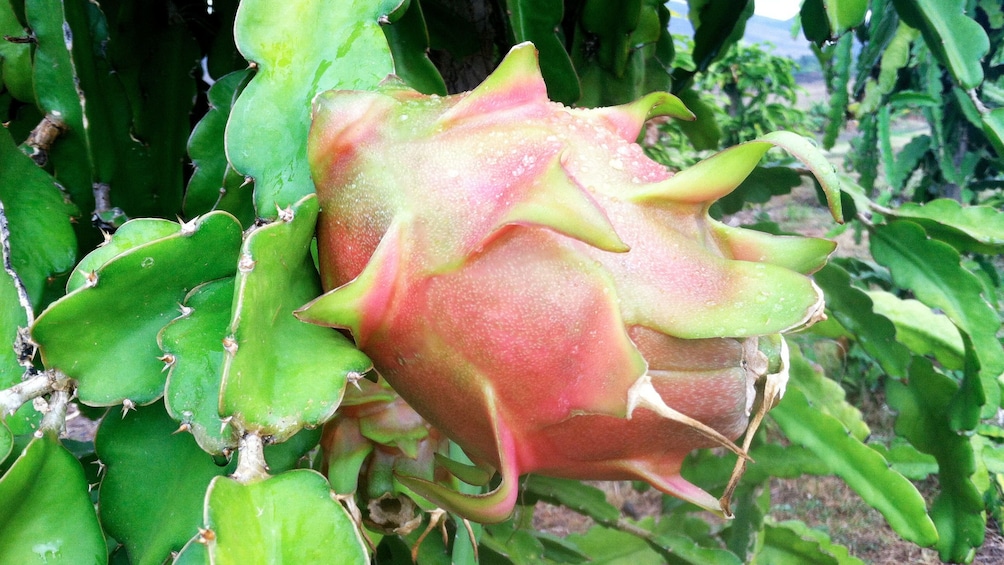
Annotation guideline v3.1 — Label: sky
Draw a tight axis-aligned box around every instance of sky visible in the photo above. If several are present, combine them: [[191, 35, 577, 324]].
[[668, 0, 802, 21], [753, 0, 802, 21]]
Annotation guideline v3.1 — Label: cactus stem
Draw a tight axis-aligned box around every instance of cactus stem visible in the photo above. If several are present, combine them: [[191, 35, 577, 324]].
[[233, 431, 270, 483], [627, 374, 749, 460], [37, 388, 70, 437], [23, 114, 65, 166], [0, 370, 64, 416]]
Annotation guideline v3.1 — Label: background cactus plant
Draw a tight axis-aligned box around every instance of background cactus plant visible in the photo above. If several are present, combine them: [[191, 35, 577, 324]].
[[0, 0, 1002, 564]]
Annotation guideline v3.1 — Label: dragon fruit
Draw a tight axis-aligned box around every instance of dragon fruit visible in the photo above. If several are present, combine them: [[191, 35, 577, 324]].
[[299, 42, 838, 523]]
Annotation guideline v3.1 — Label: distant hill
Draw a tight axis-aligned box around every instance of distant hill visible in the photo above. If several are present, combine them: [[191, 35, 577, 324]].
[[666, 3, 814, 61]]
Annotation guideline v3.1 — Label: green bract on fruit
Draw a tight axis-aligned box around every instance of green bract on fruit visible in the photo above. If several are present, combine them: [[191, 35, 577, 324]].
[[299, 42, 839, 523], [321, 377, 450, 535]]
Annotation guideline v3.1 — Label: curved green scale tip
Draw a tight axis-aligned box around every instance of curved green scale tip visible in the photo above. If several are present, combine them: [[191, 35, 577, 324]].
[[397, 434, 520, 523], [295, 223, 406, 345], [398, 389, 521, 523], [760, 131, 843, 222], [710, 222, 837, 274], [439, 42, 546, 125], [636, 467, 723, 516], [497, 153, 629, 253], [620, 258, 825, 339], [579, 91, 695, 142], [631, 132, 843, 222], [394, 470, 518, 524], [631, 140, 772, 204], [433, 453, 494, 486]]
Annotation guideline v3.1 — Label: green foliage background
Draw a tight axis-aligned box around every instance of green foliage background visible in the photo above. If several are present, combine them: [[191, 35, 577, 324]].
[[0, 0, 1002, 563]]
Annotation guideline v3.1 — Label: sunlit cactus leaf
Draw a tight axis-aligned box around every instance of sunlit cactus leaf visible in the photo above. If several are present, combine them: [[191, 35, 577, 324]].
[[219, 194, 371, 441], [226, 0, 404, 217], [203, 470, 369, 565]]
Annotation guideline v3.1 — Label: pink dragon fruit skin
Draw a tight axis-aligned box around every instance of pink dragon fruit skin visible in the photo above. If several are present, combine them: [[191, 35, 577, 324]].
[[299, 43, 836, 522]]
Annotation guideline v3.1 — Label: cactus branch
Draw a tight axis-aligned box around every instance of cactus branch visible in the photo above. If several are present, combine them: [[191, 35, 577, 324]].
[[1, 369, 72, 437], [233, 431, 270, 483], [23, 114, 65, 166], [37, 388, 70, 437], [0, 371, 59, 416]]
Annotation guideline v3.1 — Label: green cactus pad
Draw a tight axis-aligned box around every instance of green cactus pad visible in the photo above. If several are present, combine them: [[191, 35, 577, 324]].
[[0, 2, 32, 102], [219, 194, 372, 441], [32, 212, 243, 406], [227, 0, 403, 217], [0, 433, 107, 564], [186, 70, 256, 228], [0, 126, 78, 307], [203, 470, 369, 564], [96, 402, 231, 565], [160, 278, 240, 455]]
